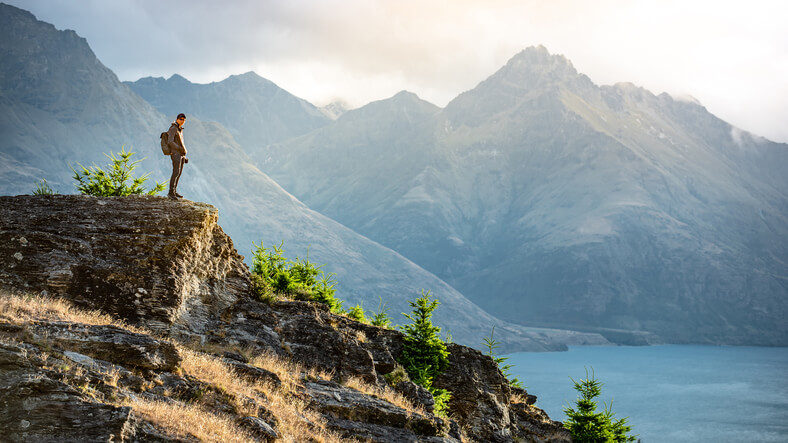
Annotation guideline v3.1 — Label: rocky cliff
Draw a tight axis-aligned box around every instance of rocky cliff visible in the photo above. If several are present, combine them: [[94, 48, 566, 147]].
[[0, 195, 570, 442]]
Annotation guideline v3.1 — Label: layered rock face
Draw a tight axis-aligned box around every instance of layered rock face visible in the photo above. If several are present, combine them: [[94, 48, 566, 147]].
[[0, 195, 250, 335], [0, 195, 570, 442]]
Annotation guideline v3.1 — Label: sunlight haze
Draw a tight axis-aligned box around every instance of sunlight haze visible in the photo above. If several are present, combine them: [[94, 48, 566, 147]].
[[8, 0, 788, 142]]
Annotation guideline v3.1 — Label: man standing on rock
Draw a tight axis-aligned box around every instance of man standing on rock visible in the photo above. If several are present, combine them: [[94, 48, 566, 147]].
[[166, 113, 188, 200]]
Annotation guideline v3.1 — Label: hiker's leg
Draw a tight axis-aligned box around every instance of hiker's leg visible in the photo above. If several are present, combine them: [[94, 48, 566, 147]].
[[169, 153, 183, 195], [173, 156, 185, 190], [173, 156, 186, 198]]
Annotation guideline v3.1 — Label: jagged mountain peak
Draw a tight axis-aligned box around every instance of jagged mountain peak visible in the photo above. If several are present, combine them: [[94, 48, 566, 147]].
[[0, 2, 116, 100], [232, 70, 261, 79], [490, 45, 582, 88], [222, 71, 277, 88], [319, 99, 352, 120], [372, 90, 436, 107], [0, 1, 39, 31], [508, 45, 574, 69], [443, 45, 593, 127], [166, 73, 191, 84], [337, 90, 440, 123]]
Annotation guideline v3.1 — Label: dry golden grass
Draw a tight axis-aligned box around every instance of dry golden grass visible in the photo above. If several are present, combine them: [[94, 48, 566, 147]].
[[343, 376, 424, 415], [0, 291, 147, 334], [249, 350, 334, 390], [510, 391, 528, 405], [264, 390, 347, 443], [180, 348, 346, 443], [0, 292, 397, 442], [178, 347, 262, 415], [127, 397, 258, 443]]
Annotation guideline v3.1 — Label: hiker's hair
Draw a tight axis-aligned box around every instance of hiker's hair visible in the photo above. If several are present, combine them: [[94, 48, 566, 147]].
[[176, 113, 186, 120]]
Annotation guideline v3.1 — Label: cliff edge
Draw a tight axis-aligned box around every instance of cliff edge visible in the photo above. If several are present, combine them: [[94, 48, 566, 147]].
[[0, 195, 570, 442]]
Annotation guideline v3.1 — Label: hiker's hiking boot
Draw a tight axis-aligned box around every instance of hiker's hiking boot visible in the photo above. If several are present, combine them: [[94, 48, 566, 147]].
[[167, 192, 178, 200], [175, 192, 184, 198]]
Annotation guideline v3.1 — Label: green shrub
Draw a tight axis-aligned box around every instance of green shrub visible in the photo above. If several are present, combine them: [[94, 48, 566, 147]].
[[383, 365, 410, 386], [32, 179, 58, 195], [251, 241, 344, 313], [370, 296, 393, 328], [482, 325, 524, 389], [250, 273, 277, 304], [346, 303, 367, 323], [70, 147, 165, 196], [399, 290, 452, 417], [311, 275, 343, 313], [563, 368, 637, 443]]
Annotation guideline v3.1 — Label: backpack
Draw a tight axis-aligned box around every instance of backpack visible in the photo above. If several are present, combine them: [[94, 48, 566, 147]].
[[160, 131, 171, 155]]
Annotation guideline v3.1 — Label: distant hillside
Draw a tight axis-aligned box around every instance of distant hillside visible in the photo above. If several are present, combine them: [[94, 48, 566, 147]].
[[259, 46, 788, 345]]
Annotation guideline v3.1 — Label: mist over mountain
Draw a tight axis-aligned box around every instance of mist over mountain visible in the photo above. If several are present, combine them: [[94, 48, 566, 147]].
[[126, 72, 331, 156], [260, 46, 788, 345], [0, 3, 601, 351]]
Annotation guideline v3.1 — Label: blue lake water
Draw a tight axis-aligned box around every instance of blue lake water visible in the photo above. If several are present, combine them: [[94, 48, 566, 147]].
[[504, 345, 788, 443]]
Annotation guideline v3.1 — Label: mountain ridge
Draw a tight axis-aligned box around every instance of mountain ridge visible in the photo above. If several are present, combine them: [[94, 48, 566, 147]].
[[126, 69, 331, 155]]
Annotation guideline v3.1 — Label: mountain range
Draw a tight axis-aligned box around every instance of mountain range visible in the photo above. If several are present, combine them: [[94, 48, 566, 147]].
[[252, 47, 788, 345], [0, 3, 599, 351], [3, 2, 787, 347]]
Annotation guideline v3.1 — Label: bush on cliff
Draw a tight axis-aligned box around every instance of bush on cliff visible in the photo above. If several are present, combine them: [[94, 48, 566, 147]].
[[251, 241, 344, 313], [563, 368, 636, 442], [70, 147, 165, 196], [482, 325, 524, 389], [346, 303, 367, 323], [32, 178, 58, 195], [399, 290, 451, 416], [369, 296, 393, 328]]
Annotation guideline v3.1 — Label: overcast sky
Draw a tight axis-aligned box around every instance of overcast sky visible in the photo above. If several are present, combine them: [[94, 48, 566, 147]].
[[8, 0, 788, 142]]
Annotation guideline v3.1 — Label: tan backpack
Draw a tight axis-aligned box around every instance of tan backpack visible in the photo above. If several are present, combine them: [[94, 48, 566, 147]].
[[160, 131, 171, 155]]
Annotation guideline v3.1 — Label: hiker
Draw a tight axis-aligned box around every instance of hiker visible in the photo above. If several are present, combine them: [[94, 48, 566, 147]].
[[166, 113, 188, 200]]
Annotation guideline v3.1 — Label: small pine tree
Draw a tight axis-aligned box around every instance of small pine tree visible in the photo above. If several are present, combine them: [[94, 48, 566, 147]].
[[482, 326, 524, 389], [70, 147, 165, 196], [400, 290, 450, 383], [250, 241, 344, 313], [311, 274, 343, 313], [370, 296, 393, 328], [399, 290, 452, 416], [346, 303, 367, 323], [563, 368, 637, 443], [32, 179, 58, 195]]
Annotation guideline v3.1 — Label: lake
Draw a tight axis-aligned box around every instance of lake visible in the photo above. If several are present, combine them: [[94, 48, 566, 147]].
[[504, 345, 788, 442]]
